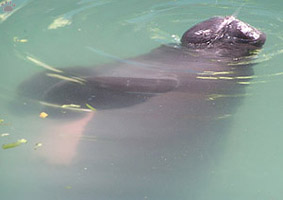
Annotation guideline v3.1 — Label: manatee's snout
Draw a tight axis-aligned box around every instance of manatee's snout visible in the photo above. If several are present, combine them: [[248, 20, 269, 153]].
[[181, 16, 266, 49], [225, 16, 266, 48]]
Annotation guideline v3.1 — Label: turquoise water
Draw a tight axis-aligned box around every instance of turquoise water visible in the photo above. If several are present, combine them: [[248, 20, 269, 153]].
[[1, 0, 283, 199]]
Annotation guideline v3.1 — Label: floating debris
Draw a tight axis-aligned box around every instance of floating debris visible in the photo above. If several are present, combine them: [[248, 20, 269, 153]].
[[46, 73, 85, 85], [39, 112, 48, 118], [207, 93, 250, 101], [26, 56, 63, 73], [61, 104, 81, 108], [196, 76, 218, 80], [39, 101, 91, 112], [198, 71, 234, 75], [216, 114, 232, 120], [1, 133, 10, 137], [13, 37, 28, 43], [86, 103, 96, 111], [2, 138, 27, 149], [48, 17, 72, 30], [34, 142, 42, 150]]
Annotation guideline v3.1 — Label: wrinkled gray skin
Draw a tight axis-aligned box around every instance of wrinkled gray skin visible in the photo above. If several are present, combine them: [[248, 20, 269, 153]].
[[17, 16, 265, 199]]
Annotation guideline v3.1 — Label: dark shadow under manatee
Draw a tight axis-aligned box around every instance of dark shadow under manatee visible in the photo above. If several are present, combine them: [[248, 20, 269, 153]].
[[15, 16, 265, 199]]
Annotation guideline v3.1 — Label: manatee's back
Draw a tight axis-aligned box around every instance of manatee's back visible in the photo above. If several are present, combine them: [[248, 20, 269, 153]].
[[16, 44, 253, 116]]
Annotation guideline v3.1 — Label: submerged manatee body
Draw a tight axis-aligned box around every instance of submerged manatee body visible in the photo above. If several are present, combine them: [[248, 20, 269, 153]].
[[17, 16, 265, 199]]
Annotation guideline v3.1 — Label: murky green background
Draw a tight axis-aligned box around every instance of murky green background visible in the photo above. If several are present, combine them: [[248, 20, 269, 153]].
[[1, 0, 283, 199]]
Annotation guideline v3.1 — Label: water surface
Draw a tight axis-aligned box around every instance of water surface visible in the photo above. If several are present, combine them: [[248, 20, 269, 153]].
[[1, 0, 283, 199]]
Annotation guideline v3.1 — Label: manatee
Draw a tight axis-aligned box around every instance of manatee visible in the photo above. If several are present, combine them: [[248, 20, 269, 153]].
[[18, 16, 265, 113], [16, 16, 266, 199]]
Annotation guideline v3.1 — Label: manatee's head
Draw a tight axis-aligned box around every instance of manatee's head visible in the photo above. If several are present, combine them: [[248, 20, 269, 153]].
[[181, 16, 266, 55]]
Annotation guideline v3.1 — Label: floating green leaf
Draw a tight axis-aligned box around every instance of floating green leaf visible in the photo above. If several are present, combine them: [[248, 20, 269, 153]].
[[2, 139, 27, 149], [86, 104, 96, 111]]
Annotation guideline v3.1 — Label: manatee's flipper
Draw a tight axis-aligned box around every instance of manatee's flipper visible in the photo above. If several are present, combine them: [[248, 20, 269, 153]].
[[43, 76, 179, 110], [16, 66, 179, 117]]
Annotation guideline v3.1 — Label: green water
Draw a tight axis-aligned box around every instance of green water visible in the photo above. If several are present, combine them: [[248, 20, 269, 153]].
[[1, 0, 283, 199]]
